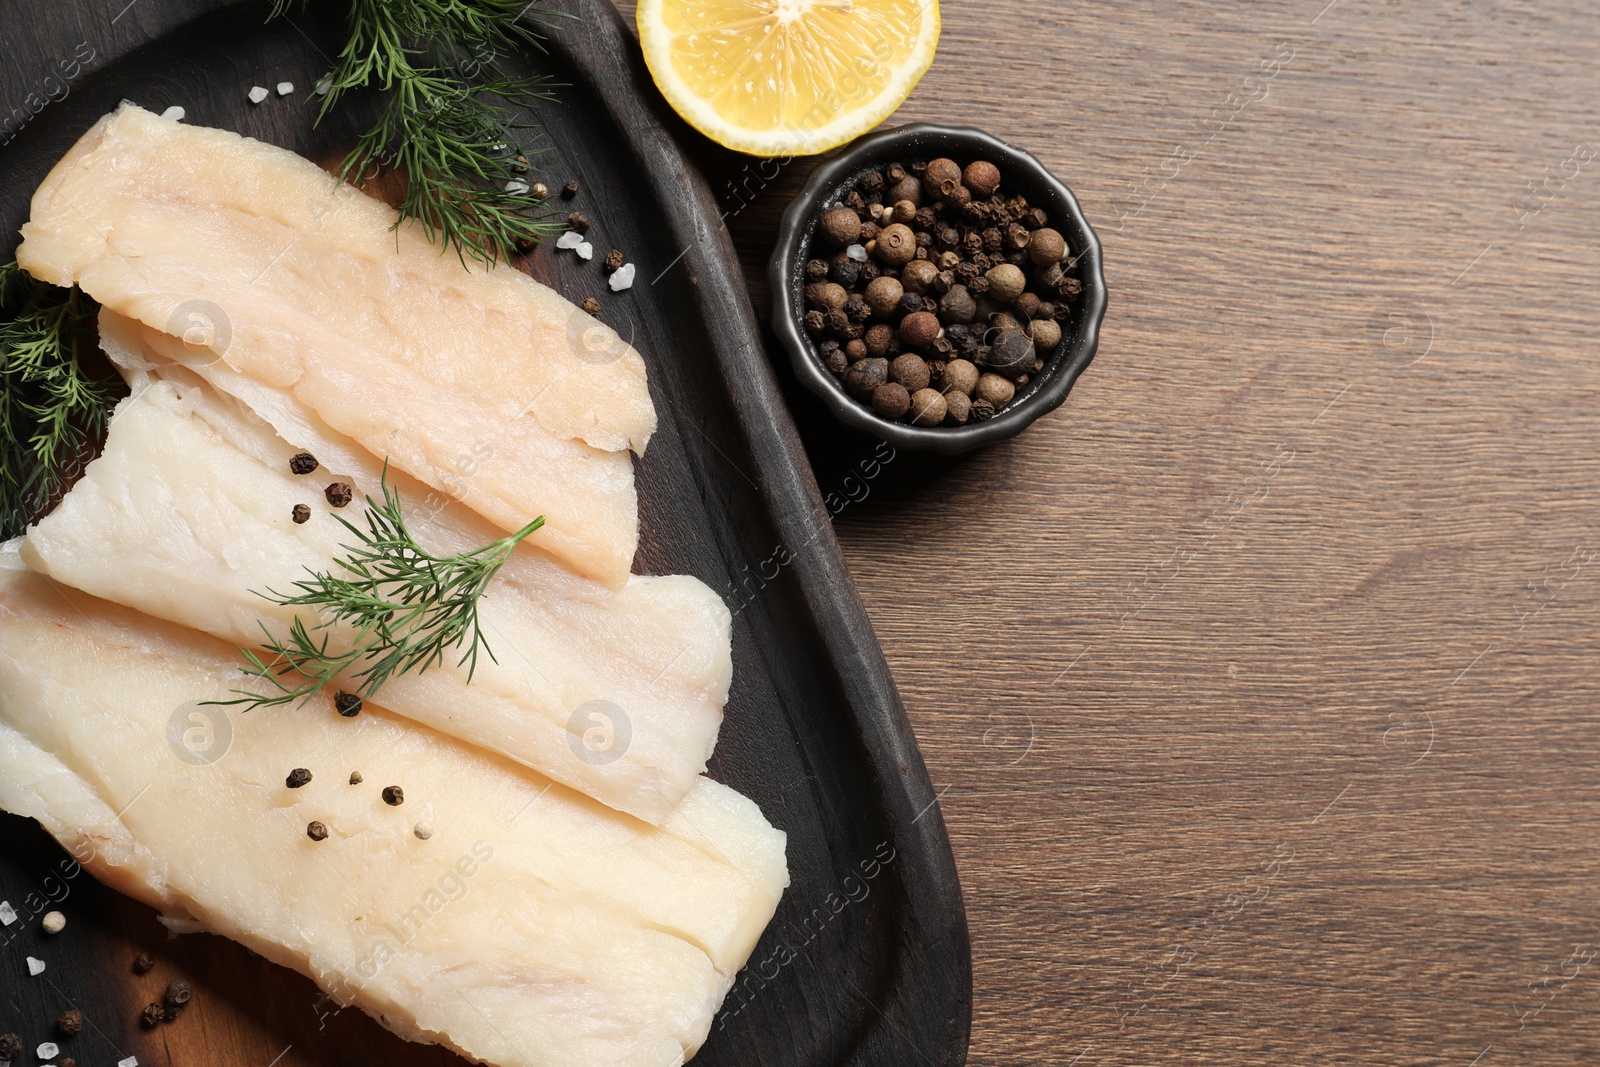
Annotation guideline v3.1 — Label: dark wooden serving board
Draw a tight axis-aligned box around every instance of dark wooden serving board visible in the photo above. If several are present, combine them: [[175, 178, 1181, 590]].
[[0, 2, 971, 1064]]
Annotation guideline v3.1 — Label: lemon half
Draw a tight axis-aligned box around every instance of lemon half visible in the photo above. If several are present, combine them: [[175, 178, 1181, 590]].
[[637, 0, 940, 157]]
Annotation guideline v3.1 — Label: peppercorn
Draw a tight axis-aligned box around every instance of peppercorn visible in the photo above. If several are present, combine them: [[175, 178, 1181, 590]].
[[886, 163, 907, 183], [324, 482, 353, 507], [1059, 275, 1084, 298], [861, 220, 883, 242], [861, 170, 885, 194], [819, 206, 861, 246], [912, 206, 937, 232], [805, 258, 830, 281], [306, 821, 329, 841], [864, 276, 904, 318], [805, 281, 848, 311], [969, 275, 991, 296], [943, 359, 980, 396], [845, 295, 870, 323], [871, 382, 910, 419], [382, 785, 404, 806], [289, 451, 318, 475], [286, 767, 313, 789], [963, 160, 1001, 199], [603, 249, 624, 271], [898, 311, 940, 348], [971, 397, 996, 421], [142, 1003, 167, 1028], [838, 321, 864, 342], [1026, 207, 1050, 230], [1028, 227, 1066, 266], [57, 1008, 84, 1033], [938, 285, 976, 325], [874, 224, 916, 267], [900, 259, 938, 294], [829, 258, 861, 288], [898, 293, 926, 317], [349, 771, 364, 784], [824, 309, 850, 334], [985, 263, 1027, 303], [937, 250, 960, 270], [134, 951, 155, 974], [561, 179, 580, 198], [860, 259, 882, 282], [926, 358, 948, 387], [908, 388, 947, 427], [291, 503, 311, 524], [823, 348, 849, 375], [0, 1034, 20, 1060], [1029, 318, 1063, 352], [970, 251, 994, 273], [976, 373, 1016, 407], [1006, 223, 1031, 250], [933, 270, 956, 296], [1005, 195, 1030, 218], [991, 310, 1021, 333], [804, 309, 825, 335], [890, 353, 931, 392], [331, 689, 362, 717], [843, 358, 888, 398], [843, 190, 867, 215], [1015, 292, 1042, 320], [887, 176, 922, 206], [165, 979, 193, 1009], [943, 390, 973, 425], [581, 296, 601, 315], [567, 211, 590, 234]]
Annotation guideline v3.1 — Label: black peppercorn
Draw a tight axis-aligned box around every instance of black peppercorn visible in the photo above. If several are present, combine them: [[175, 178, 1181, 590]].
[[860, 259, 882, 282], [561, 179, 580, 198], [0, 1034, 20, 1060], [58, 1009, 83, 1035], [942, 183, 972, 210], [969, 275, 991, 296], [134, 951, 156, 974], [1006, 223, 1031, 250], [829, 259, 860, 288], [334, 690, 362, 717], [289, 451, 318, 475], [603, 249, 624, 271], [970, 397, 996, 421], [804, 309, 826, 335], [824, 347, 849, 375], [1026, 207, 1050, 230], [914, 206, 937, 231], [141, 1002, 167, 1028], [805, 258, 830, 281], [581, 296, 601, 315], [382, 785, 405, 806], [286, 767, 313, 789], [886, 163, 907, 183], [324, 482, 353, 508], [932, 270, 955, 296], [1059, 275, 1084, 298], [910, 159, 928, 175], [292, 503, 311, 524], [981, 227, 1003, 254], [898, 292, 925, 317], [349, 771, 364, 785], [165, 979, 193, 1009], [306, 821, 329, 841], [567, 211, 590, 234], [936, 226, 960, 250], [843, 190, 866, 214], [824, 309, 849, 334], [845, 296, 870, 323], [861, 170, 885, 194]]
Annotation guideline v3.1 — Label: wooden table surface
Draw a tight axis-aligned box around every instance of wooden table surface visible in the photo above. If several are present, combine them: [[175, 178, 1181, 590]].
[[614, 0, 1600, 1063]]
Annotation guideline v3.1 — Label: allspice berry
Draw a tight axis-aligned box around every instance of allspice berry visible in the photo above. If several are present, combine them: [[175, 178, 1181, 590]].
[[937, 284, 976, 325], [985, 263, 1027, 303], [805, 281, 849, 311], [1027, 227, 1067, 267], [1029, 318, 1063, 352], [898, 310, 941, 348], [864, 276, 904, 318], [844, 338, 867, 361], [890, 353, 931, 392], [908, 388, 948, 427], [900, 259, 938, 294], [820, 206, 861, 246], [976, 373, 1016, 407], [871, 382, 910, 419], [165, 979, 193, 1009], [944, 390, 973, 425], [843, 357, 889, 398], [963, 160, 1001, 199], [874, 223, 917, 267], [864, 323, 895, 358], [887, 175, 922, 206], [922, 157, 962, 198], [57, 1008, 84, 1035], [891, 199, 918, 224], [943, 358, 980, 397]]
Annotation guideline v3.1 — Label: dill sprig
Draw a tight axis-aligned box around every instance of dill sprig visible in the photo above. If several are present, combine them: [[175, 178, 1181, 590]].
[[273, 0, 563, 266], [0, 262, 115, 538], [212, 467, 543, 711]]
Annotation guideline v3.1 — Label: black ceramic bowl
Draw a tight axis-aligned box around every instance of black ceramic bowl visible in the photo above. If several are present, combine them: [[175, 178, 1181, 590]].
[[769, 123, 1107, 453]]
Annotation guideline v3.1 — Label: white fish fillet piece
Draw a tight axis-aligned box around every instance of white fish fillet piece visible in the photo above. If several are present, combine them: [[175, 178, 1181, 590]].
[[0, 555, 786, 1067], [22, 351, 729, 825], [15, 104, 653, 586]]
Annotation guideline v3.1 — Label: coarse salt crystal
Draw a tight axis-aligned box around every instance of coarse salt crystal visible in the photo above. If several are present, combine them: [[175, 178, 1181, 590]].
[[26, 955, 45, 975], [119, 1058, 139, 1067], [555, 231, 584, 250], [277, 81, 295, 96], [845, 243, 867, 262], [575, 242, 594, 261], [0, 900, 15, 925], [37, 1042, 59, 1059], [161, 106, 185, 121], [248, 86, 269, 104], [505, 180, 530, 195], [315, 78, 332, 96], [608, 263, 636, 292]]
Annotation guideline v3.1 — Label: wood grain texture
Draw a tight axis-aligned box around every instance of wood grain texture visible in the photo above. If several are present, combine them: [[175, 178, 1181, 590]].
[[612, 0, 1600, 1063]]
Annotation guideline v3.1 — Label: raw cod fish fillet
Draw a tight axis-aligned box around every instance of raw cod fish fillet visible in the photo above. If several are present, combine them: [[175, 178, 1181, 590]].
[[0, 555, 787, 1067], [23, 336, 729, 824], [15, 103, 654, 587]]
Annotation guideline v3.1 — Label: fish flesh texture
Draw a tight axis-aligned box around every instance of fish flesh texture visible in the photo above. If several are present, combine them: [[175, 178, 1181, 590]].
[[16, 104, 653, 586], [0, 554, 786, 1067], [23, 328, 728, 824]]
